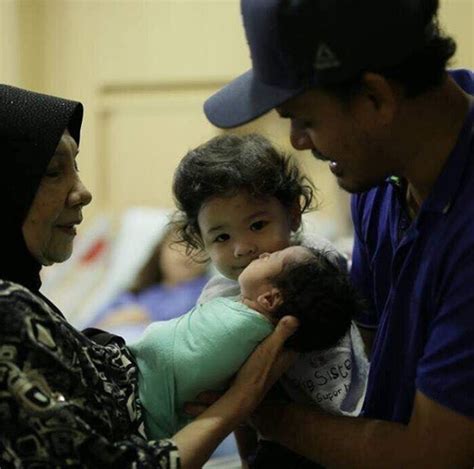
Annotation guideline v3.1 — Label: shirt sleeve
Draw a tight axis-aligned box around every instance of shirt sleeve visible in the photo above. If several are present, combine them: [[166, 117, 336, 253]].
[[350, 195, 378, 329], [0, 282, 180, 468], [416, 247, 474, 418]]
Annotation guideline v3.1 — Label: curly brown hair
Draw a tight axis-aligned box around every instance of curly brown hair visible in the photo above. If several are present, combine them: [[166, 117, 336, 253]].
[[272, 247, 364, 353], [172, 133, 317, 256]]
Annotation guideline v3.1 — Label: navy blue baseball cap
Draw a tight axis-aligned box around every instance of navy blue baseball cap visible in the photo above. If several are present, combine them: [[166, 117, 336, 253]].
[[204, 0, 435, 128]]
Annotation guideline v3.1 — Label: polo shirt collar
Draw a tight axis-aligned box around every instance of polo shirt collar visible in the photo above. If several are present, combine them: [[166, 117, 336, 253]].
[[386, 100, 474, 217], [422, 100, 474, 214]]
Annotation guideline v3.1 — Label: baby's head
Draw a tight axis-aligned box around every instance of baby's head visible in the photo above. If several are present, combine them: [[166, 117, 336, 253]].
[[172, 134, 315, 280], [239, 246, 362, 353]]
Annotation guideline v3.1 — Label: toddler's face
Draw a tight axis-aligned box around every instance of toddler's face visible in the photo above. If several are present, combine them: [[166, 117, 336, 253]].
[[197, 192, 300, 280]]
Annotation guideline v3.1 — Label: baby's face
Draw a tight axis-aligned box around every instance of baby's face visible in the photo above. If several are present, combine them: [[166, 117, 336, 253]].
[[238, 246, 311, 300], [197, 192, 300, 280]]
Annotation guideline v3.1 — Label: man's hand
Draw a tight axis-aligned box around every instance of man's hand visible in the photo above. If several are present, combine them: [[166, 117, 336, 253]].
[[230, 315, 299, 408], [246, 390, 474, 468]]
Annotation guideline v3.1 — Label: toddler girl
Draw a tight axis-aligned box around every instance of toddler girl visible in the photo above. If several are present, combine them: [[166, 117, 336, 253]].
[[172, 133, 368, 467]]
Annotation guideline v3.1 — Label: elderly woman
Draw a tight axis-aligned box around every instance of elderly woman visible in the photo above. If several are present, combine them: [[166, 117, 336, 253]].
[[0, 85, 297, 468]]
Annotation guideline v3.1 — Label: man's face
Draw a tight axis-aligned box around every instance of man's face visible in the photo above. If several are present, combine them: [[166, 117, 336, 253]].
[[277, 87, 397, 193]]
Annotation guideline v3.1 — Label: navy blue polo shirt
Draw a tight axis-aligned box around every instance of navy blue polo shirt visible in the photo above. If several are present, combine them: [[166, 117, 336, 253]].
[[350, 69, 474, 423]]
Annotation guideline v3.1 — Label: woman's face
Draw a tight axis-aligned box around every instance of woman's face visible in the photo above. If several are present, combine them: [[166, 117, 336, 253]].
[[22, 130, 92, 265]]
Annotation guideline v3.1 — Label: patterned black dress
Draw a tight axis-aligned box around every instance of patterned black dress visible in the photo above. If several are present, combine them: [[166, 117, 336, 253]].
[[0, 280, 180, 468]]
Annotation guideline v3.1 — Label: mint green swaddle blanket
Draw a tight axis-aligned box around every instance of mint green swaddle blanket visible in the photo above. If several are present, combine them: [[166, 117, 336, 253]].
[[128, 297, 273, 439]]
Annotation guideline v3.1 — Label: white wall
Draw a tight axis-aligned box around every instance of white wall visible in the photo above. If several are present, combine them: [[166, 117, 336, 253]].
[[3, 0, 474, 237], [0, 0, 21, 84]]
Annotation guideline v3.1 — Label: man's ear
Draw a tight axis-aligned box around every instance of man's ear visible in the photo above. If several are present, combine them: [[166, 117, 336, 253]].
[[257, 288, 283, 313], [356, 72, 400, 126], [289, 202, 302, 232]]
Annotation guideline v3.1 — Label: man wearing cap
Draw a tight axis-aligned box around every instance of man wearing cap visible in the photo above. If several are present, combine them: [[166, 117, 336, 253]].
[[203, 0, 474, 466]]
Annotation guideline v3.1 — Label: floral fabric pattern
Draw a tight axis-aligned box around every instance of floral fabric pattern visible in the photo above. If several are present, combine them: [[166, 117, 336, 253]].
[[0, 280, 180, 468]]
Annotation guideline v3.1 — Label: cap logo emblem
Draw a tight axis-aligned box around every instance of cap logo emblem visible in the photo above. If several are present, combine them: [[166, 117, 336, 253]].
[[314, 43, 341, 70]]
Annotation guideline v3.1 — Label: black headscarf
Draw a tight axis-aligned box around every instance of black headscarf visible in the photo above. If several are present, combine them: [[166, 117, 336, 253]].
[[0, 85, 83, 292]]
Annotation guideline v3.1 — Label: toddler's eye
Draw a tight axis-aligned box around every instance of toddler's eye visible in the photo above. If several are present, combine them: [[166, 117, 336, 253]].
[[251, 220, 268, 231], [214, 233, 230, 243]]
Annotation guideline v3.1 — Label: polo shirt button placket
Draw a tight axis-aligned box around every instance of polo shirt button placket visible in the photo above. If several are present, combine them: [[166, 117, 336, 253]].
[[397, 213, 410, 243]]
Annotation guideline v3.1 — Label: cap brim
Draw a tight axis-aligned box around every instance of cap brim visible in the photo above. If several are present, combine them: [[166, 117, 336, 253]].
[[204, 69, 306, 129]]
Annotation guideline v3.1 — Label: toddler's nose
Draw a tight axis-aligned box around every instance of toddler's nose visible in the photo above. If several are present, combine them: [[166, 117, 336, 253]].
[[234, 242, 257, 258]]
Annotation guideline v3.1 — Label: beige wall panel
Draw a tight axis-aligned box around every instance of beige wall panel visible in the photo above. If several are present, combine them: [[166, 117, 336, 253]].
[[0, 0, 21, 83], [440, 0, 474, 68], [93, 1, 247, 84], [39, 0, 248, 89], [17, 0, 45, 90], [8, 0, 474, 237], [99, 87, 221, 210]]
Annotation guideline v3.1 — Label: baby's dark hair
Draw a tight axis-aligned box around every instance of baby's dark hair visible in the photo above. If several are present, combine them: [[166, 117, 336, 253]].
[[271, 247, 364, 353], [172, 133, 316, 254]]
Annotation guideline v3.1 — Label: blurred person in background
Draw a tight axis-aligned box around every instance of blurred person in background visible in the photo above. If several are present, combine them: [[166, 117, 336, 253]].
[[91, 226, 209, 342]]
